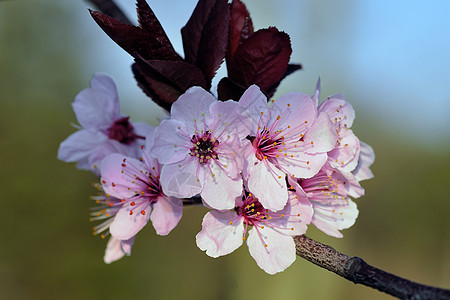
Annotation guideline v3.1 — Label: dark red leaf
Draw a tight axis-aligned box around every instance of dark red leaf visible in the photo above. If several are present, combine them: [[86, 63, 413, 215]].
[[228, 27, 292, 94], [181, 0, 230, 88], [132, 60, 207, 111], [228, 0, 254, 62], [90, 9, 180, 61], [136, 0, 177, 60], [264, 63, 302, 98], [217, 77, 247, 101]]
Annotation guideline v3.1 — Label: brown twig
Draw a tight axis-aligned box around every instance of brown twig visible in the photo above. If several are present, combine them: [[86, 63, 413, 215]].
[[85, 0, 133, 25], [294, 235, 450, 299]]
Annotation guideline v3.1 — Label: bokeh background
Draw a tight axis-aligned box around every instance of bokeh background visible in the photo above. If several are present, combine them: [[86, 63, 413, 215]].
[[1, 0, 449, 299]]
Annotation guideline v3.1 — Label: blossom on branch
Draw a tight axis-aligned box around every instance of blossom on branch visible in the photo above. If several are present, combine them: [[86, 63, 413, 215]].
[[57, 73, 152, 175], [196, 185, 313, 274], [100, 135, 183, 240], [151, 87, 252, 210], [239, 85, 337, 211]]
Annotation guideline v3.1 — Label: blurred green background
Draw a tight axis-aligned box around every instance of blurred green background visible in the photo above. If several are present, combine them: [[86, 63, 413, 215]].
[[1, 0, 449, 299]]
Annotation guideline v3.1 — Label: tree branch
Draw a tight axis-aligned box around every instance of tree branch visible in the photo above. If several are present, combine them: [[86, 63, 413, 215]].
[[85, 0, 132, 25], [294, 235, 450, 299]]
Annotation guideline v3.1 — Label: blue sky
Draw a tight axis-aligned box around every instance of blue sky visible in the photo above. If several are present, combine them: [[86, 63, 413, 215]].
[[80, 0, 450, 145]]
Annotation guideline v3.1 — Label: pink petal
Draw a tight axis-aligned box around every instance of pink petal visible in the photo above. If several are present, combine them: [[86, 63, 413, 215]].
[[327, 129, 360, 172], [247, 227, 296, 275], [196, 210, 244, 258], [269, 92, 316, 129], [109, 204, 151, 240], [238, 85, 269, 135], [100, 154, 148, 199], [103, 237, 126, 264], [73, 74, 120, 131], [318, 94, 355, 128], [201, 164, 243, 210], [150, 196, 183, 236], [352, 141, 375, 181], [88, 140, 131, 176], [207, 100, 253, 140], [247, 156, 288, 211], [160, 159, 205, 198], [152, 119, 191, 164], [57, 130, 107, 169], [303, 112, 338, 154], [171, 86, 216, 120], [284, 151, 328, 179], [311, 77, 321, 107], [312, 199, 358, 238], [103, 236, 135, 264]]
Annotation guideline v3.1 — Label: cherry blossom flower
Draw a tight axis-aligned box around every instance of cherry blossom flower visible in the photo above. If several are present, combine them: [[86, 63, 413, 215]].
[[196, 186, 313, 274], [311, 79, 361, 173], [89, 184, 135, 263], [151, 87, 252, 210], [239, 85, 337, 211], [57, 73, 152, 175], [352, 141, 375, 181], [100, 139, 183, 240], [289, 164, 364, 238]]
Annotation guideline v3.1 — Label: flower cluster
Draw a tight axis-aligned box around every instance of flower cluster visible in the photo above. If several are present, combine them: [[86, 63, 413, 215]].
[[59, 0, 374, 274], [59, 74, 374, 274]]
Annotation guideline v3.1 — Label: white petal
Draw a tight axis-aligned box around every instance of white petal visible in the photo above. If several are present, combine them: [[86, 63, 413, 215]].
[[160, 159, 205, 198], [150, 196, 183, 236], [171, 86, 216, 120], [201, 163, 243, 210], [247, 227, 296, 275], [247, 156, 288, 211], [196, 210, 244, 258], [109, 204, 151, 240]]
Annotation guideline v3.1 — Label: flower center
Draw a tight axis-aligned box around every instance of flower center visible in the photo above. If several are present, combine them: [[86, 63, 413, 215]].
[[189, 132, 219, 164], [235, 193, 268, 226], [108, 117, 142, 144], [251, 129, 285, 162]]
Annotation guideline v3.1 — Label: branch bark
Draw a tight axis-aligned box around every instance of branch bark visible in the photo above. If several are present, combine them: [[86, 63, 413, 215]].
[[294, 235, 450, 300]]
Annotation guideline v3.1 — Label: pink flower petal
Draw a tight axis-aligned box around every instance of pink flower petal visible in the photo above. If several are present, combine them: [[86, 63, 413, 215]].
[[196, 210, 244, 258], [171, 86, 216, 120], [201, 164, 243, 210], [57, 130, 107, 169], [312, 199, 358, 238], [103, 236, 135, 264], [268, 92, 316, 129], [100, 154, 148, 199], [109, 204, 151, 240], [352, 141, 375, 181], [160, 159, 205, 198], [150, 196, 183, 236], [103, 237, 126, 264], [303, 112, 338, 154], [247, 156, 288, 211], [152, 119, 191, 164], [247, 227, 296, 275], [327, 129, 360, 172], [72, 74, 120, 131], [318, 94, 355, 128]]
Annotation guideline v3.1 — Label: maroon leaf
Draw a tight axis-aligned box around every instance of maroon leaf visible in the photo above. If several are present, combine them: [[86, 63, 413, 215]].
[[133, 60, 207, 111], [227, 0, 254, 62], [228, 27, 292, 94], [181, 0, 230, 88], [90, 9, 180, 61], [136, 0, 176, 59], [264, 63, 302, 98], [217, 77, 247, 101]]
